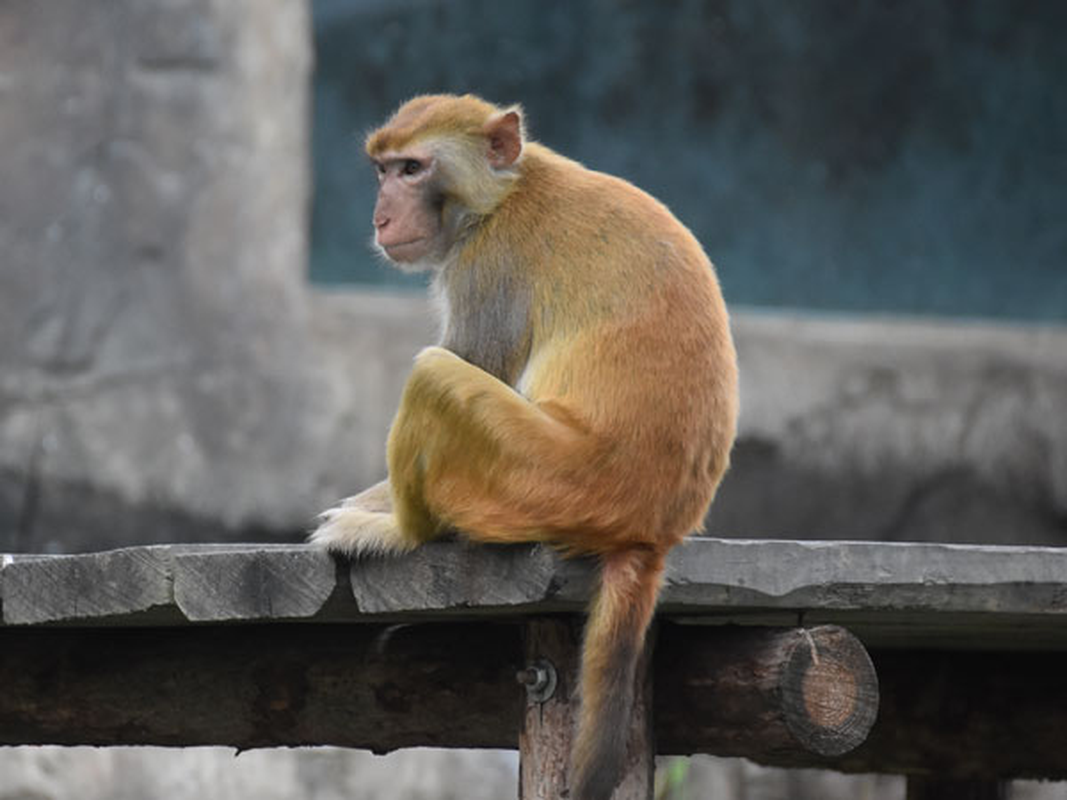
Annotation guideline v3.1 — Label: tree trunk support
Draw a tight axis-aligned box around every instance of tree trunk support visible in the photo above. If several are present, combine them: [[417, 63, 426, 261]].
[[656, 624, 879, 760], [518, 619, 655, 800], [0, 622, 881, 788]]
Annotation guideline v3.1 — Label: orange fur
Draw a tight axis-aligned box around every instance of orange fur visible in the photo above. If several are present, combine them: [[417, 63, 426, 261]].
[[313, 95, 738, 800]]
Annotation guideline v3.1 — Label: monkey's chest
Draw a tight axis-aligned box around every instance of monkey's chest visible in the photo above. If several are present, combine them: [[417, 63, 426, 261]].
[[439, 273, 532, 386]]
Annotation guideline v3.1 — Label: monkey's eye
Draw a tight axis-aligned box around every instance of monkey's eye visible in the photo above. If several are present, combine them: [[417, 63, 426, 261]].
[[402, 159, 423, 176]]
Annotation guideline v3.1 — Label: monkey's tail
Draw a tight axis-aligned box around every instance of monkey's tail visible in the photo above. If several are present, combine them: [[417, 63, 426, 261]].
[[569, 546, 666, 800]]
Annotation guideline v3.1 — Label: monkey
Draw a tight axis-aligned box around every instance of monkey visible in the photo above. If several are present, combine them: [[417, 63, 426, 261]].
[[310, 94, 738, 800]]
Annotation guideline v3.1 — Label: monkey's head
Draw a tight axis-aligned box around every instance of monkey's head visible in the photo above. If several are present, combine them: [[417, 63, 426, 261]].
[[365, 94, 525, 270]]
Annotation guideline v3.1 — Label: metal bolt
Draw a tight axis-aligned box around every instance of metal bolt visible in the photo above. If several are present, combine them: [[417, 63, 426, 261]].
[[516, 658, 557, 703]]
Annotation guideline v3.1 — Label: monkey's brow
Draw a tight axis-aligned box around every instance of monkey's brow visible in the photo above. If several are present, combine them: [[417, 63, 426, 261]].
[[370, 154, 428, 169], [371, 154, 428, 172]]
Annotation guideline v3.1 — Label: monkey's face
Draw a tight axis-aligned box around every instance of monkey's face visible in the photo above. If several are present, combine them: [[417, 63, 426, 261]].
[[370, 148, 448, 270]]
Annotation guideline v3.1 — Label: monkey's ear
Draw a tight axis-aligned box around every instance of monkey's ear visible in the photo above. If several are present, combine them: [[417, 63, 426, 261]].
[[484, 109, 523, 169]]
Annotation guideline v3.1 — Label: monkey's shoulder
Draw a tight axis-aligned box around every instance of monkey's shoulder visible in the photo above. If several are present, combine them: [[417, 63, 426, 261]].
[[519, 146, 703, 250]]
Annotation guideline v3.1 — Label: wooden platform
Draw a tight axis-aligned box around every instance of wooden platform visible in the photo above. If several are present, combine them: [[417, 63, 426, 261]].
[[4, 538, 1065, 648], [3, 538, 1066, 796]]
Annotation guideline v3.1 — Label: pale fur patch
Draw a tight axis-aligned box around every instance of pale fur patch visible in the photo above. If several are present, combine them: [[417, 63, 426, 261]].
[[309, 506, 417, 557], [425, 135, 522, 216]]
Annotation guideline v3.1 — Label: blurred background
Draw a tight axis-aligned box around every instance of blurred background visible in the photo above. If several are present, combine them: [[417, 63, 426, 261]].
[[313, 0, 1067, 319], [1, 0, 1064, 798]]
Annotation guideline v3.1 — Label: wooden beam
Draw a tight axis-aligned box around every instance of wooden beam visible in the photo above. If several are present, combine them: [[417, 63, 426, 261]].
[[7, 540, 1067, 654], [656, 624, 878, 760], [0, 622, 867, 764], [829, 650, 1067, 780], [518, 624, 877, 799], [656, 633, 1067, 780], [0, 623, 524, 750], [2, 621, 1063, 780]]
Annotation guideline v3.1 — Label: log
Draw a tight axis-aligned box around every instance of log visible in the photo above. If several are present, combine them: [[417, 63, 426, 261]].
[[656, 624, 879, 760], [0, 622, 873, 761], [833, 650, 1067, 779], [10, 621, 1063, 781], [0, 623, 525, 750]]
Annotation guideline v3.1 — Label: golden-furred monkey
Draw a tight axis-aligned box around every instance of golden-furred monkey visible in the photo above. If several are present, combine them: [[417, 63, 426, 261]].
[[311, 94, 738, 800]]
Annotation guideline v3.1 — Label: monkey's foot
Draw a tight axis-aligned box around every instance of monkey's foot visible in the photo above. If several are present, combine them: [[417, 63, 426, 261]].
[[308, 506, 416, 557], [339, 480, 393, 514]]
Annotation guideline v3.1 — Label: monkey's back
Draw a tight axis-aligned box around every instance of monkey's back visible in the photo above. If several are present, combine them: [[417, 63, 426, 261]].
[[491, 143, 739, 547]]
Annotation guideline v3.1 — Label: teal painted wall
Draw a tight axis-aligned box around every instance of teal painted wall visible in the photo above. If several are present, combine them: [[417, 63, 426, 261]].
[[311, 0, 1067, 322]]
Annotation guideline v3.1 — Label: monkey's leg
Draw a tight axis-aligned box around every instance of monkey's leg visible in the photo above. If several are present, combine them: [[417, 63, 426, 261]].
[[310, 349, 487, 555], [316, 346, 599, 556], [388, 347, 604, 549]]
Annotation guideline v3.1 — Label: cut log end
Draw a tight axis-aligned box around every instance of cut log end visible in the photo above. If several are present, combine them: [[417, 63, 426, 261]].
[[780, 625, 880, 757], [655, 623, 880, 763]]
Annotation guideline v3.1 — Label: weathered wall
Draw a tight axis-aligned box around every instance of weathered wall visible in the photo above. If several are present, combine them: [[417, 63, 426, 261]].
[[714, 315, 1067, 545], [0, 0, 324, 550]]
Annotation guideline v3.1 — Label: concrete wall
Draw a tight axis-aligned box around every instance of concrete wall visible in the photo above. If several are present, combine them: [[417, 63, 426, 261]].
[[0, 0, 322, 550]]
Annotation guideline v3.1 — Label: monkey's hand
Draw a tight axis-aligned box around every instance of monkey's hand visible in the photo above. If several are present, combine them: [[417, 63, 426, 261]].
[[309, 480, 416, 557]]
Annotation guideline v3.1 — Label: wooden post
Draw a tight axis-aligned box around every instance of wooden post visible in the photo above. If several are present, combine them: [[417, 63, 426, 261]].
[[519, 620, 579, 800], [906, 778, 1011, 800], [518, 619, 654, 800]]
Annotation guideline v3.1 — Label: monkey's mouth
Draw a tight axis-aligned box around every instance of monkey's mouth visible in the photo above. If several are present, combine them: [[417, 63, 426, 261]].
[[380, 237, 429, 259]]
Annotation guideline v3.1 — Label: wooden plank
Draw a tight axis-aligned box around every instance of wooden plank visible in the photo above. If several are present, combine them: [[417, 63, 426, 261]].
[[0, 544, 347, 626], [1, 546, 176, 625], [172, 547, 338, 622], [662, 539, 1067, 621], [350, 542, 592, 615], [3, 540, 1067, 652]]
